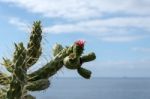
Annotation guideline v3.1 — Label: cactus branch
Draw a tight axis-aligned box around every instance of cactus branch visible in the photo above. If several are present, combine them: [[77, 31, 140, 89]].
[[28, 61, 63, 81], [0, 73, 11, 85], [26, 79, 50, 91], [0, 21, 96, 99], [26, 21, 42, 68], [7, 43, 27, 99]]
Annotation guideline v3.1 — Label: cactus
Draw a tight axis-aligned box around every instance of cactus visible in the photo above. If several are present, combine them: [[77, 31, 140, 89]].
[[0, 21, 96, 99]]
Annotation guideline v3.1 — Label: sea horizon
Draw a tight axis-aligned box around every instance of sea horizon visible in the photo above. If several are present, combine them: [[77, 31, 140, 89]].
[[31, 77, 150, 99]]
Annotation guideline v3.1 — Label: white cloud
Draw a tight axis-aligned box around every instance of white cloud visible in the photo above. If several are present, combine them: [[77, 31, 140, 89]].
[[132, 47, 150, 52], [1, 0, 150, 20], [8, 17, 30, 31], [100, 36, 145, 42], [44, 17, 150, 42], [3, 0, 150, 42], [8, 16, 150, 42], [1, 0, 150, 77], [44, 17, 150, 33]]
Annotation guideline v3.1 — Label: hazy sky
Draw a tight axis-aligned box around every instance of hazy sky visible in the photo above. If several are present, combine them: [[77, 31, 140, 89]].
[[0, 0, 150, 77]]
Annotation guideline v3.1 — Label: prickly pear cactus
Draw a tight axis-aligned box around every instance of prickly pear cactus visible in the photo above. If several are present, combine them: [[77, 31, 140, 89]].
[[0, 21, 96, 99]]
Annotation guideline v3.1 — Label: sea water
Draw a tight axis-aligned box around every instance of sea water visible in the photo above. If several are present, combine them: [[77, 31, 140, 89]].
[[31, 78, 150, 99]]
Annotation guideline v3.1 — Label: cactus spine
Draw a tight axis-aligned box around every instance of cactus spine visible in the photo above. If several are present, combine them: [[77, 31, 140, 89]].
[[0, 21, 96, 99]]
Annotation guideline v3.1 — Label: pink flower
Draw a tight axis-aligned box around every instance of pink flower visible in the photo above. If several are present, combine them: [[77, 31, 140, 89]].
[[75, 40, 85, 48]]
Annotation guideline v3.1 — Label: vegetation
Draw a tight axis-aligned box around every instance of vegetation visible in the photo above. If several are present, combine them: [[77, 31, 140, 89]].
[[0, 21, 96, 99]]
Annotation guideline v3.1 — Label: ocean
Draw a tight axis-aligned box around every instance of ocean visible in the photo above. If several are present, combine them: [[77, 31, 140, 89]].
[[31, 78, 150, 99]]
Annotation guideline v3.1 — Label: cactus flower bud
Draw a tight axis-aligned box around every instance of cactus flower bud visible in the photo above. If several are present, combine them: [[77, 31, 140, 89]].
[[75, 40, 85, 48]]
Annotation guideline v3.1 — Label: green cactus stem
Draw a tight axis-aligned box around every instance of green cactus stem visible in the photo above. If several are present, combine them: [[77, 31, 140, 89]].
[[28, 60, 63, 82], [52, 43, 63, 57], [26, 21, 42, 68], [77, 67, 91, 79], [27, 44, 74, 81], [0, 87, 7, 99], [0, 21, 96, 99], [28, 40, 96, 81], [26, 79, 50, 91], [80, 52, 96, 63], [23, 94, 35, 99], [78, 52, 96, 79], [7, 43, 27, 99], [63, 53, 81, 69], [0, 73, 11, 85], [1, 58, 13, 73]]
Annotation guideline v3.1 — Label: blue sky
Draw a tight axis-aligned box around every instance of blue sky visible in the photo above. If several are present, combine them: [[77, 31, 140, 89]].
[[0, 0, 150, 77]]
